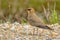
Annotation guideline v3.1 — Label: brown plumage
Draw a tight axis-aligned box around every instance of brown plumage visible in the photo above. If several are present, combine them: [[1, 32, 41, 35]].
[[26, 8, 53, 30]]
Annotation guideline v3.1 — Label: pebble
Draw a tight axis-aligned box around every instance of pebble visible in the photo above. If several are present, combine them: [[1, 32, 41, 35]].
[[0, 22, 59, 40]]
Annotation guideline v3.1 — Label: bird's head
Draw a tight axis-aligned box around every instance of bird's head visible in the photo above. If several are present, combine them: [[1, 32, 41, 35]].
[[27, 8, 35, 14]]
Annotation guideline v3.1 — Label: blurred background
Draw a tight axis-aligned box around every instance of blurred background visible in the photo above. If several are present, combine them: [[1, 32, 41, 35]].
[[0, 0, 60, 24]]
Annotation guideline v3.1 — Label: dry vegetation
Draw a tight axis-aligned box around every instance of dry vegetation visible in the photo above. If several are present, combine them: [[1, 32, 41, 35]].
[[0, 0, 60, 24]]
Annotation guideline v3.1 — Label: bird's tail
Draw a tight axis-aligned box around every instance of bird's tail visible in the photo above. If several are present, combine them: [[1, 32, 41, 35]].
[[37, 25, 53, 30]]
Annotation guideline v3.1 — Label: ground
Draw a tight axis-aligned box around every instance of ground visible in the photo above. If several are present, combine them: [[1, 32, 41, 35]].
[[0, 22, 60, 40]]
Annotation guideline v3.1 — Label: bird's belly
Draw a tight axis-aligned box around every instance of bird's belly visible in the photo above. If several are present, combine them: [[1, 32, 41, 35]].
[[28, 19, 42, 26]]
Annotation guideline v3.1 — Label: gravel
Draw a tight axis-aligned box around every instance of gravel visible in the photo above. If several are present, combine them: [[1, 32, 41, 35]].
[[0, 22, 60, 40]]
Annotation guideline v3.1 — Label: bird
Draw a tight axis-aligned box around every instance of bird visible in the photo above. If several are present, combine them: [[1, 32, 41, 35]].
[[26, 7, 53, 30]]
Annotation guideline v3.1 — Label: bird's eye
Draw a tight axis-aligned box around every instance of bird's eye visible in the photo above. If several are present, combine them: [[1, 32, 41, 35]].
[[27, 9, 31, 11]]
